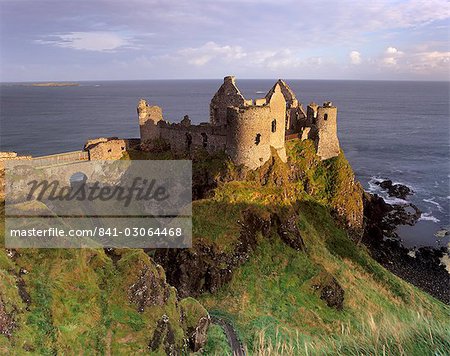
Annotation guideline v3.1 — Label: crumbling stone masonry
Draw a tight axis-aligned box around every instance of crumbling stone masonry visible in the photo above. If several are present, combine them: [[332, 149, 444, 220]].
[[136, 76, 340, 169], [306, 101, 340, 160], [84, 137, 140, 160]]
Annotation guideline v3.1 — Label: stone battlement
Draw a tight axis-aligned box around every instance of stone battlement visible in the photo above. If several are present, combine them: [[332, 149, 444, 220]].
[[138, 76, 340, 169]]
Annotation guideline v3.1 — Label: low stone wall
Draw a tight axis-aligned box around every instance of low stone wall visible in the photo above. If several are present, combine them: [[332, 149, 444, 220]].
[[0, 152, 33, 199]]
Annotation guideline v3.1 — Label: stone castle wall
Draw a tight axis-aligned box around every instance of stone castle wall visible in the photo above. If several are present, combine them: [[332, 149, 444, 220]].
[[210, 76, 247, 126], [84, 138, 140, 160], [0, 152, 32, 171], [138, 76, 341, 168], [158, 122, 227, 154]]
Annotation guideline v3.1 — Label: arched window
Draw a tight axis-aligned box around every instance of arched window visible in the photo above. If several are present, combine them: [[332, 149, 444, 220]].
[[255, 133, 261, 145], [324, 113, 328, 121], [271, 119, 277, 133]]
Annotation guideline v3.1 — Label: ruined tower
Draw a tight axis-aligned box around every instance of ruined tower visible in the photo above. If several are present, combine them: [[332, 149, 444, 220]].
[[266, 80, 307, 134], [226, 105, 272, 170], [265, 82, 287, 162], [210, 76, 247, 126], [307, 101, 340, 160], [138, 99, 163, 142]]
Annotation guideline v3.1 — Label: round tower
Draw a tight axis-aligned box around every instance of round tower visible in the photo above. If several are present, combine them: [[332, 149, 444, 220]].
[[226, 105, 271, 169]]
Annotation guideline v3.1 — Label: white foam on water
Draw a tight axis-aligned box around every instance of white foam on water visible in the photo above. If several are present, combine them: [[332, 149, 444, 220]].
[[418, 212, 440, 223], [366, 176, 385, 194], [423, 197, 445, 213], [366, 176, 411, 205], [384, 196, 409, 205]]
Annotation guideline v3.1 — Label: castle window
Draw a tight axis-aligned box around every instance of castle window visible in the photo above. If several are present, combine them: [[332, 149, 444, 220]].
[[201, 132, 208, 148], [255, 133, 261, 145], [324, 114, 328, 121], [271, 119, 277, 133]]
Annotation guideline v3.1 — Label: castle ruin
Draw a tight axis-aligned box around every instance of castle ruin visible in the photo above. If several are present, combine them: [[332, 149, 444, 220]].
[[138, 76, 340, 169]]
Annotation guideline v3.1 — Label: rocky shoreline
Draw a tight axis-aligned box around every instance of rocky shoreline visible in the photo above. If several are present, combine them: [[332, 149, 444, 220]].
[[362, 180, 449, 304]]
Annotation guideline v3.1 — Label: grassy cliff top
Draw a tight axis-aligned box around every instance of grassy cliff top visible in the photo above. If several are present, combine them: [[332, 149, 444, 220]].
[[1, 139, 449, 354]]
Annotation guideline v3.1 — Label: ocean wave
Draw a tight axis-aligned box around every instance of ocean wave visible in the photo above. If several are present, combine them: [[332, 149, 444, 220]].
[[423, 197, 445, 213], [366, 176, 409, 205], [384, 196, 410, 205], [418, 212, 440, 223]]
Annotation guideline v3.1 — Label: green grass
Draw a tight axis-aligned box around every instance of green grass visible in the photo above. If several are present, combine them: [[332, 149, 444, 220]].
[[1, 139, 449, 355], [199, 196, 450, 355], [195, 143, 449, 354], [202, 324, 232, 355]]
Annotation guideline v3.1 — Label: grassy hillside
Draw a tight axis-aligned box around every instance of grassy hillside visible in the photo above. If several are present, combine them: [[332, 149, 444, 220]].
[[1, 139, 449, 355], [199, 199, 449, 354], [0, 213, 208, 354]]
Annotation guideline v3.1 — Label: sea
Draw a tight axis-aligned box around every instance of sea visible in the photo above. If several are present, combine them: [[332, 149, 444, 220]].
[[1, 80, 449, 248]]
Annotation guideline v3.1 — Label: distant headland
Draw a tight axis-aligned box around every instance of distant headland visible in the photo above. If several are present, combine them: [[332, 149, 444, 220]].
[[26, 82, 79, 87]]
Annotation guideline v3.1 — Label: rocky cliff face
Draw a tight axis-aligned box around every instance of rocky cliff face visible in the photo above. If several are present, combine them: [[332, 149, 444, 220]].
[[154, 139, 364, 298], [0, 246, 209, 354]]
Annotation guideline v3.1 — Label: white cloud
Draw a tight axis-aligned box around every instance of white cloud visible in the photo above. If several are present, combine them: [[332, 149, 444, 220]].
[[177, 41, 246, 66], [349, 51, 362, 65], [173, 42, 308, 70], [35, 31, 137, 52], [382, 46, 404, 66], [381, 0, 450, 28], [408, 51, 450, 73], [386, 47, 401, 55]]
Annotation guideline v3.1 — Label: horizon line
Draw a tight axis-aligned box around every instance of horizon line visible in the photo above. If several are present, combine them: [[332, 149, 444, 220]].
[[1, 78, 450, 84]]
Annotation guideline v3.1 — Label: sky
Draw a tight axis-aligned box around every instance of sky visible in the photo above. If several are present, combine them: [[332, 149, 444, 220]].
[[0, 0, 449, 81]]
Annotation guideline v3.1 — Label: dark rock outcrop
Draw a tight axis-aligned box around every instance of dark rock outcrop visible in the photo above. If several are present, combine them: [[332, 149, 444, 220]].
[[0, 297, 17, 338], [148, 315, 176, 355], [274, 210, 305, 251], [311, 272, 345, 310], [375, 179, 412, 200], [113, 250, 210, 352], [363, 191, 449, 304], [180, 298, 210, 352], [153, 207, 271, 297], [128, 264, 171, 312], [362, 192, 420, 242]]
